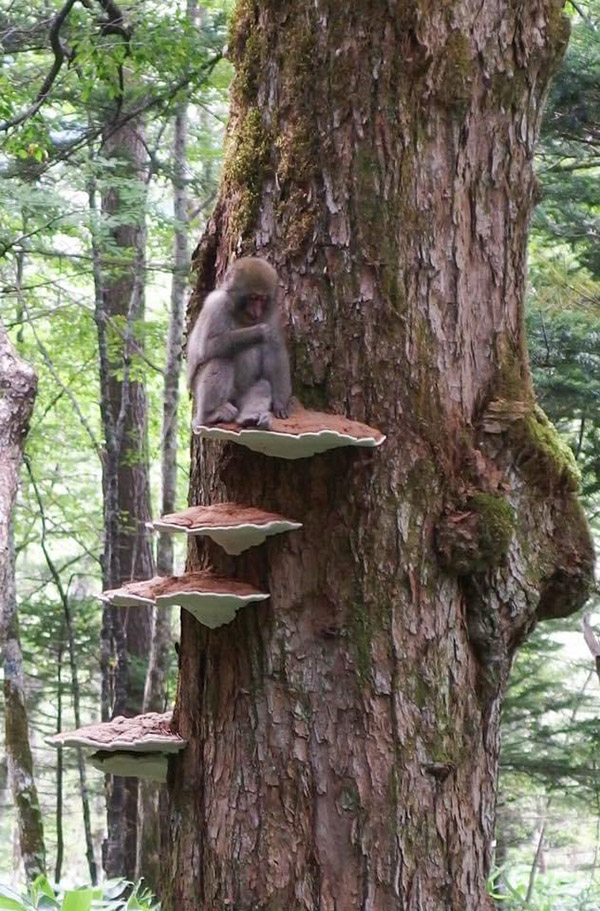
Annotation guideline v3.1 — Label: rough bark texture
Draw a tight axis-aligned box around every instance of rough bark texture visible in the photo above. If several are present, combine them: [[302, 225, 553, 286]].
[[167, 2, 594, 910], [96, 116, 154, 880], [0, 325, 45, 879]]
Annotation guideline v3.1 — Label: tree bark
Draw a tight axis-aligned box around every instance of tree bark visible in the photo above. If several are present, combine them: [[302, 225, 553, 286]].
[[93, 114, 154, 880], [167, 3, 594, 910], [0, 324, 45, 880]]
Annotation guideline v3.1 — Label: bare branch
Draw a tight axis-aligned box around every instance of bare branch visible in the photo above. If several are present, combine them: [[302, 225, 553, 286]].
[[11, 52, 222, 177], [582, 613, 600, 686], [20, 299, 102, 458], [0, 210, 84, 258], [0, 0, 78, 133]]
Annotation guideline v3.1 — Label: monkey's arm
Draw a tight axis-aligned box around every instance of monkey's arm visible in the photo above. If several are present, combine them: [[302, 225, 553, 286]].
[[202, 324, 266, 362], [263, 329, 292, 418], [187, 290, 265, 386]]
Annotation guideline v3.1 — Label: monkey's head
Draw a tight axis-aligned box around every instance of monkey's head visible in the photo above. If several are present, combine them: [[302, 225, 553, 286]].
[[224, 257, 278, 325]]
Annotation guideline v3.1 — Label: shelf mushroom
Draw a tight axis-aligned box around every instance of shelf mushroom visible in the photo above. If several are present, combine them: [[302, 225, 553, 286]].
[[150, 503, 302, 555], [46, 712, 186, 782], [194, 403, 385, 459], [102, 571, 269, 629]]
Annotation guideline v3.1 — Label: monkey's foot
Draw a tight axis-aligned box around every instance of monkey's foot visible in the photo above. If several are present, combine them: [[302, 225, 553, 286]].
[[206, 403, 239, 425], [238, 411, 273, 431], [273, 405, 289, 419]]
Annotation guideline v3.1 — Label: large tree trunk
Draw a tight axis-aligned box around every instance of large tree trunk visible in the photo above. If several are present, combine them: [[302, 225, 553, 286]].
[[94, 115, 154, 880], [167, 2, 594, 909], [0, 326, 45, 879]]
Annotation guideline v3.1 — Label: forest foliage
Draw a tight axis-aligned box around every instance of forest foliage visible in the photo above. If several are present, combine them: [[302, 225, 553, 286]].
[[0, 0, 598, 907]]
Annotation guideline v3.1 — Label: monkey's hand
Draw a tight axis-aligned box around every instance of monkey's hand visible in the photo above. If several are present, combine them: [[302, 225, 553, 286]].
[[260, 322, 277, 344]]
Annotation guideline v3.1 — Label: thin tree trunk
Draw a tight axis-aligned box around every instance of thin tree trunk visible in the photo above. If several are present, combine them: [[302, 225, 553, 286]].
[[166, 2, 594, 910], [139, 2, 197, 880], [525, 816, 547, 905], [144, 90, 190, 712], [91, 113, 154, 879], [0, 325, 45, 880], [27, 464, 98, 885], [54, 644, 64, 883]]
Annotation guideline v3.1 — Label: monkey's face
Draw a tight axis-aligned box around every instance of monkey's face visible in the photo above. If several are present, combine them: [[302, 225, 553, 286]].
[[238, 293, 270, 325]]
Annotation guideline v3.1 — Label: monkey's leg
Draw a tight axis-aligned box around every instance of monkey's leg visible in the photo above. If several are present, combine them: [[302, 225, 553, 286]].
[[192, 360, 238, 429], [237, 379, 273, 430], [263, 335, 292, 419]]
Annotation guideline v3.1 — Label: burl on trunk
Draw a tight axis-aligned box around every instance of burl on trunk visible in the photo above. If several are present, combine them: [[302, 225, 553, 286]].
[[166, 2, 594, 910]]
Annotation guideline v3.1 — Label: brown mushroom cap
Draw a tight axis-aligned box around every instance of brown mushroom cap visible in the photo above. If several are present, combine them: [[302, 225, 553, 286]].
[[46, 711, 186, 753]]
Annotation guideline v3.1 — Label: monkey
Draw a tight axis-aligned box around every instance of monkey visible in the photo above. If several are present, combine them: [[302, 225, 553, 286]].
[[186, 257, 292, 431]]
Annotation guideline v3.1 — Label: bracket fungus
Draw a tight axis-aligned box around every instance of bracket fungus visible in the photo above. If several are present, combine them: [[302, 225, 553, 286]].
[[194, 404, 385, 459], [102, 572, 269, 629], [90, 752, 170, 782], [46, 712, 186, 782], [150, 503, 302, 554]]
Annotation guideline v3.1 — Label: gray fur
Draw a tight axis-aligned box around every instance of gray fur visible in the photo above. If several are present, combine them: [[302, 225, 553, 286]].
[[187, 258, 291, 431]]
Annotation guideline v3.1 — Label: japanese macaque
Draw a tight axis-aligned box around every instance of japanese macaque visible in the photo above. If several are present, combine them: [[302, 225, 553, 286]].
[[186, 257, 292, 431]]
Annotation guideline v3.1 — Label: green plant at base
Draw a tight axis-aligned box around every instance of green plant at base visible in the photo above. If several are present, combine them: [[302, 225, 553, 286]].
[[0, 877, 159, 911]]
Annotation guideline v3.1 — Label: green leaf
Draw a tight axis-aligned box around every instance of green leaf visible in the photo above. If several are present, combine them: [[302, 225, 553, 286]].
[[31, 880, 54, 902], [61, 891, 92, 911], [37, 899, 59, 911], [0, 883, 26, 911]]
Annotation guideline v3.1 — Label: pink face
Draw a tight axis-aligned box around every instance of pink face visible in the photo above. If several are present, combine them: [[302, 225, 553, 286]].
[[243, 293, 268, 322]]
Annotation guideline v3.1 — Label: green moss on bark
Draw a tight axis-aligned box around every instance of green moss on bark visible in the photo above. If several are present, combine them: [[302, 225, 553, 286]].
[[438, 493, 516, 576], [222, 107, 271, 237], [349, 592, 373, 686], [510, 406, 581, 493], [437, 32, 473, 111], [469, 493, 516, 561]]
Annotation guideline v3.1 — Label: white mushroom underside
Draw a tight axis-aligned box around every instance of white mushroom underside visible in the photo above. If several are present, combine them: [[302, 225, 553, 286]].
[[194, 425, 385, 459], [90, 751, 169, 782], [151, 519, 302, 554], [156, 591, 270, 629], [103, 592, 155, 608]]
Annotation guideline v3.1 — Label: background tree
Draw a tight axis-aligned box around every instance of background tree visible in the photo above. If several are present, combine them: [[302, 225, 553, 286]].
[[0, 325, 45, 880], [495, 5, 600, 905], [0, 0, 228, 883], [167, 1, 594, 909]]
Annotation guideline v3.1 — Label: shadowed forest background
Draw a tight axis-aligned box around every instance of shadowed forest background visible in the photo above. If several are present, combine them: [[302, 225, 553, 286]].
[[0, 1, 599, 909]]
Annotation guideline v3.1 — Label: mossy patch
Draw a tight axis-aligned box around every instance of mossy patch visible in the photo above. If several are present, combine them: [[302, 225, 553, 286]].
[[435, 31, 473, 113], [545, 2, 571, 72], [510, 406, 581, 493], [470, 492, 516, 562], [228, 0, 261, 104], [276, 116, 318, 184], [222, 107, 271, 237], [437, 492, 516, 576], [490, 68, 529, 112], [276, 189, 316, 257], [349, 592, 373, 686]]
